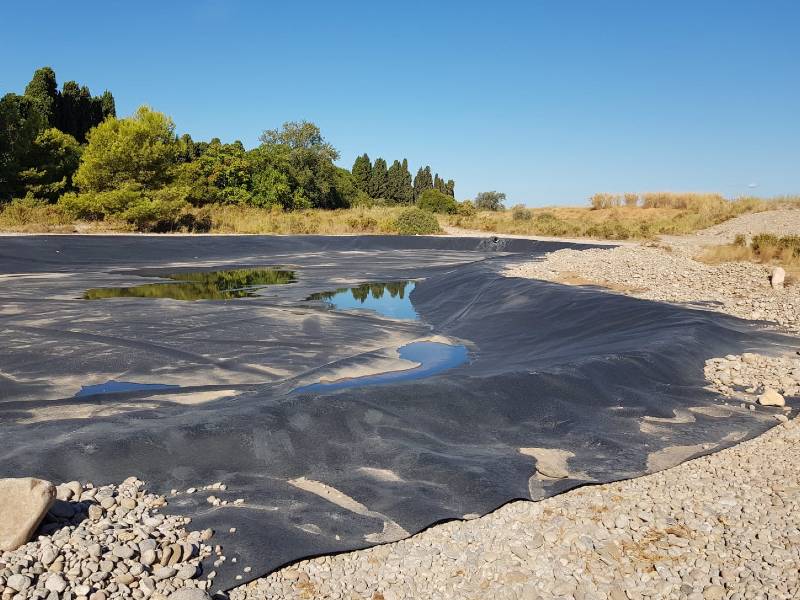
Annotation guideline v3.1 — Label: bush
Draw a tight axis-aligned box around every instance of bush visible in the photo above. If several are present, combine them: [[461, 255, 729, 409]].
[[59, 184, 190, 231], [417, 189, 457, 214], [0, 196, 72, 230], [474, 191, 506, 211], [456, 200, 476, 217], [733, 233, 746, 247], [391, 207, 441, 235], [511, 204, 531, 221]]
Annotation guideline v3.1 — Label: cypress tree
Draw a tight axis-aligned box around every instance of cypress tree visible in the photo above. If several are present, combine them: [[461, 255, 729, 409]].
[[386, 159, 405, 202], [445, 179, 455, 197], [351, 153, 372, 194], [413, 166, 433, 201], [434, 173, 444, 193], [24, 67, 59, 127], [369, 157, 389, 199], [400, 158, 413, 203], [100, 90, 116, 119]]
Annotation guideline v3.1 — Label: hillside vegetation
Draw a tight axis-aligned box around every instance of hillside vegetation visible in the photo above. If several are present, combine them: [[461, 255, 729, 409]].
[[445, 194, 800, 240]]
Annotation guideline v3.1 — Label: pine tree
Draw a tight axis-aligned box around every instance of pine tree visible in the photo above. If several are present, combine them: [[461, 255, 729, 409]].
[[351, 153, 372, 194], [369, 157, 389, 199]]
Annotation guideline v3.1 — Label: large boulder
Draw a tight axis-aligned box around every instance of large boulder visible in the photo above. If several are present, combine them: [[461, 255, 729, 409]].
[[0, 477, 56, 551]]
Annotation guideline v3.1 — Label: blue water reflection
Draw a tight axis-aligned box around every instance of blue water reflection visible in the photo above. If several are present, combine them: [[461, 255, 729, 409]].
[[294, 341, 468, 394], [308, 281, 418, 320]]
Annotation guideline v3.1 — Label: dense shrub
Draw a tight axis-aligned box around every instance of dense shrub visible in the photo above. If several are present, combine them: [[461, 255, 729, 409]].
[[417, 189, 457, 214], [391, 207, 441, 235], [59, 184, 190, 230]]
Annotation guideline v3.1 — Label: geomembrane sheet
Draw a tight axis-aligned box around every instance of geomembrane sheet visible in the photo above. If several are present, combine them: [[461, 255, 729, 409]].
[[0, 234, 796, 591]]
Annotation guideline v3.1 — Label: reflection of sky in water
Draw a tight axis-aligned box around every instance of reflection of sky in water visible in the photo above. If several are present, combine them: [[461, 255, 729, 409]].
[[294, 341, 468, 395], [311, 281, 418, 320], [75, 380, 180, 398]]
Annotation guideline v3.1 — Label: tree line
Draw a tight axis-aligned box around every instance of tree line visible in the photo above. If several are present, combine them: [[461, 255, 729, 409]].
[[351, 154, 455, 203], [0, 67, 460, 229]]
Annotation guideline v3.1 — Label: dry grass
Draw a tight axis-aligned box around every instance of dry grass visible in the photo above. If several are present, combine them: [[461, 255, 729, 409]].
[[203, 205, 408, 234], [699, 233, 800, 280], [446, 195, 799, 240], [2, 192, 798, 240], [0, 198, 76, 232], [0, 202, 419, 235]]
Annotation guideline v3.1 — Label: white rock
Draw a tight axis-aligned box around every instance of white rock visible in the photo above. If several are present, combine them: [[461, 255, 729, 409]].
[[771, 267, 786, 289], [0, 477, 56, 551], [758, 388, 785, 407]]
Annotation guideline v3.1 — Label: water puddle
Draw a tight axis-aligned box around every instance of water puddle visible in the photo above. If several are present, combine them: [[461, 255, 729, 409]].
[[294, 341, 468, 394], [75, 380, 180, 398], [307, 281, 418, 320], [84, 267, 296, 301]]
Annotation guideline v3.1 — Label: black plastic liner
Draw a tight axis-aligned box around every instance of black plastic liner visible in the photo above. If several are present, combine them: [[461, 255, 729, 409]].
[[0, 235, 796, 592]]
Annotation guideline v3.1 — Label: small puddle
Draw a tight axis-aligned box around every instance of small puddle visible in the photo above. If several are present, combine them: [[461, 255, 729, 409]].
[[75, 380, 180, 398], [294, 341, 468, 394], [84, 267, 296, 301], [307, 281, 418, 320]]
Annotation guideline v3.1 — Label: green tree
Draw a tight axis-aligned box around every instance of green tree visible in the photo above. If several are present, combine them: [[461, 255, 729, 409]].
[[73, 106, 179, 192], [24, 67, 59, 127], [256, 121, 347, 209], [400, 159, 413, 203], [386, 159, 406, 203], [445, 179, 455, 197], [351, 153, 372, 194], [0, 94, 46, 200], [413, 165, 433, 200], [475, 191, 506, 211], [369, 157, 389, 199], [175, 139, 252, 205], [259, 120, 338, 160], [18, 128, 82, 201], [99, 90, 116, 120]]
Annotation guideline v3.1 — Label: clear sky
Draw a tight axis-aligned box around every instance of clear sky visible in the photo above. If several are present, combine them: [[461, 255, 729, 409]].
[[2, 1, 798, 205]]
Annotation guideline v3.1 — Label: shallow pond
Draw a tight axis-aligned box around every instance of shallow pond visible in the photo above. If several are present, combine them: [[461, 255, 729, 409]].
[[75, 380, 180, 398], [307, 280, 418, 320], [84, 267, 296, 300], [293, 341, 468, 394]]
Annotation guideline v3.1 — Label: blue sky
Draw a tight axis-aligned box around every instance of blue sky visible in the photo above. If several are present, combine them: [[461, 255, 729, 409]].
[[2, 1, 798, 205]]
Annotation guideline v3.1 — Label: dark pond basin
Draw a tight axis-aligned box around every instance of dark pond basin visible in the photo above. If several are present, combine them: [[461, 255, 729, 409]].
[[84, 267, 296, 300], [293, 341, 468, 394], [307, 280, 418, 320]]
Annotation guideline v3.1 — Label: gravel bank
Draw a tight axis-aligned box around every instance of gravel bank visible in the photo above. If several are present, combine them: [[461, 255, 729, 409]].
[[233, 415, 797, 600], [0, 478, 219, 600], [504, 209, 800, 333]]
